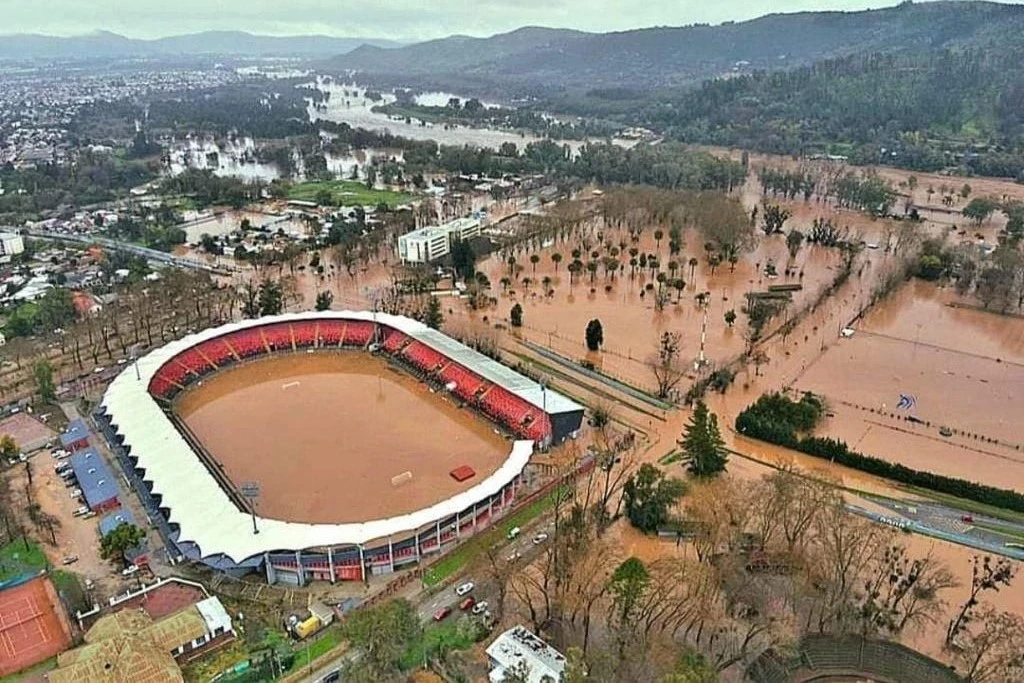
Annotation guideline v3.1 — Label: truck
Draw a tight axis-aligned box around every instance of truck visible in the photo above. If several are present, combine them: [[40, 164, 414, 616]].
[[287, 601, 335, 640]]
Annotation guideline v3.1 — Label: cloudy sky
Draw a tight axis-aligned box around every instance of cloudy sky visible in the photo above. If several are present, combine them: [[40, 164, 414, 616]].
[[0, 0, 936, 40], [9, 0, 1011, 40]]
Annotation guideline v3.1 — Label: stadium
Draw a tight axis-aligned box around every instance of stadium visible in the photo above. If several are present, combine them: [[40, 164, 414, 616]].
[[95, 311, 585, 585]]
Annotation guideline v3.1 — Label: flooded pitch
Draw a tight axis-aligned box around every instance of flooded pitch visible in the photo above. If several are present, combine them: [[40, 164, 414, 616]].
[[175, 353, 510, 524]]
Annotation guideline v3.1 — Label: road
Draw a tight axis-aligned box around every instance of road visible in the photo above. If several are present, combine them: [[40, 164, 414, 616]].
[[302, 523, 555, 682]]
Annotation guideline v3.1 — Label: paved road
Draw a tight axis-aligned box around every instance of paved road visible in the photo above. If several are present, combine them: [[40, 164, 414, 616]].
[[302, 523, 556, 682]]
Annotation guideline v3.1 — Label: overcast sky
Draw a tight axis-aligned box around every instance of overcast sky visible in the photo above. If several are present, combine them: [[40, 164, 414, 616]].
[[0, 0, 992, 40]]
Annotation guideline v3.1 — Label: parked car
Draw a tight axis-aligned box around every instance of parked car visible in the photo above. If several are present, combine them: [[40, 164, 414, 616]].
[[121, 565, 139, 577], [455, 581, 475, 596], [961, 515, 975, 524], [507, 527, 521, 540], [433, 607, 452, 621], [507, 551, 522, 563], [532, 533, 549, 545], [51, 449, 68, 459], [61, 555, 78, 565], [472, 601, 489, 616], [319, 670, 341, 683], [459, 597, 476, 611], [69, 488, 82, 498], [72, 506, 89, 517]]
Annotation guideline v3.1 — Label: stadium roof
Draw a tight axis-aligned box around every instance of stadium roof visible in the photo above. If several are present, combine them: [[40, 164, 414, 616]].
[[70, 448, 119, 508], [60, 418, 90, 447], [101, 311, 543, 564]]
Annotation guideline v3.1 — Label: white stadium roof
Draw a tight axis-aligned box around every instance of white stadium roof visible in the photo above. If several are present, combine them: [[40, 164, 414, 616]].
[[100, 311, 571, 564]]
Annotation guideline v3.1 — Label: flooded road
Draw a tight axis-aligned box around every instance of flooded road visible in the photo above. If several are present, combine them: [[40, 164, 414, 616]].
[[176, 353, 509, 524]]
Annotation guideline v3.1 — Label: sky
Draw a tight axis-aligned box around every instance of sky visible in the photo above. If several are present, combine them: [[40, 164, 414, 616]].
[[0, 0, 954, 41]]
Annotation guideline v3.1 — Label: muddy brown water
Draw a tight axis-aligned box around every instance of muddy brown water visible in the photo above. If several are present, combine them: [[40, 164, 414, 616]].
[[175, 353, 510, 524]]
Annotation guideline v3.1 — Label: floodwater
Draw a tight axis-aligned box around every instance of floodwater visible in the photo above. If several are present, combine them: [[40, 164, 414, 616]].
[[413, 91, 500, 109], [176, 353, 510, 524], [308, 80, 631, 153], [179, 209, 283, 243]]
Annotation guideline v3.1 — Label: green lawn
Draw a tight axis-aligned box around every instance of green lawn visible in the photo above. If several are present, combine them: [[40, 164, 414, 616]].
[[287, 180, 415, 208], [283, 626, 344, 676], [422, 485, 570, 587], [0, 540, 49, 582], [0, 656, 57, 683], [399, 620, 475, 671]]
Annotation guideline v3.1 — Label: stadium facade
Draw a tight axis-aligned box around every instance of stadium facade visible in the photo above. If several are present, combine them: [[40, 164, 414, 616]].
[[96, 311, 585, 585]]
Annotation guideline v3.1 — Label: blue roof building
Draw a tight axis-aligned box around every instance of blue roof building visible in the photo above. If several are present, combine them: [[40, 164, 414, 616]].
[[60, 418, 91, 451], [69, 448, 119, 511]]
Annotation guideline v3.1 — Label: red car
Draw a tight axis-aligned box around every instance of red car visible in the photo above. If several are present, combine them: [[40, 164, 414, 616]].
[[433, 607, 452, 621], [961, 515, 974, 524], [459, 596, 476, 611]]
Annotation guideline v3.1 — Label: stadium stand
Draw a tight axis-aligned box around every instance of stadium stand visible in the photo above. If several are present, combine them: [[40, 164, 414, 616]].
[[175, 348, 216, 377], [382, 329, 410, 354], [291, 321, 320, 348], [195, 337, 237, 366], [261, 323, 295, 352], [317, 319, 346, 346], [342, 321, 374, 347], [438, 363, 485, 401], [227, 329, 267, 358], [401, 341, 446, 373]]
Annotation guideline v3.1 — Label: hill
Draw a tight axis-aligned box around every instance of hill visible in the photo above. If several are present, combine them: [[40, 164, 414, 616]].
[[0, 30, 399, 61], [328, 1, 1024, 93]]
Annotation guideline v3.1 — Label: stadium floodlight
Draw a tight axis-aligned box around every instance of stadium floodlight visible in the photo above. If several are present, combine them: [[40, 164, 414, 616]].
[[240, 482, 260, 534]]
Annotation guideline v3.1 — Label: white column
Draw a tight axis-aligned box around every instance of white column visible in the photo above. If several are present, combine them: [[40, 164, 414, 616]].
[[358, 545, 366, 582], [389, 539, 395, 572], [456, 512, 461, 538], [327, 547, 335, 584], [435, 520, 441, 549]]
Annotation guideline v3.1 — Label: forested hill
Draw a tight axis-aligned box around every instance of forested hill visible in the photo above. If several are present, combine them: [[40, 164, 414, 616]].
[[330, 1, 1024, 93], [627, 49, 1024, 178]]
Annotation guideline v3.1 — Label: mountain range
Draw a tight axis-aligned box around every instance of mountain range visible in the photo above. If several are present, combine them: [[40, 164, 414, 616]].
[[329, 1, 1024, 93], [0, 30, 399, 61]]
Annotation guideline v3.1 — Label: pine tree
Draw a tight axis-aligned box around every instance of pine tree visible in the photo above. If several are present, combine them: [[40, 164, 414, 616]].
[[679, 401, 729, 477], [424, 296, 443, 329]]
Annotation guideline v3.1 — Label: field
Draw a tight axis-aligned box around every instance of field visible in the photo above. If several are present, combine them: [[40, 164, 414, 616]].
[[0, 576, 73, 677], [287, 180, 415, 208], [175, 352, 510, 524], [795, 280, 1024, 491], [0, 541, 48, 584]]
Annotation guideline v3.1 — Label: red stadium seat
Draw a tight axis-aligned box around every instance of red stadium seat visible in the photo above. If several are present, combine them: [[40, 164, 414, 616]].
[[226, 329, 268, 358], [175, 347, 216, 378], [342, 321, 374, 347], [438, 363, 484, 401], [317, 320, 345, 346], [292, 321, 320, 348], [262, 323, 294, 351], [382, 329, 410, 353], [401, 341, 446, 373], [195, 337, 236, 366]]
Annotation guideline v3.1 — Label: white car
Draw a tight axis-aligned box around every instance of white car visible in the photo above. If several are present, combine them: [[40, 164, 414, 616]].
[[471, 601, 489, 616], [532, 533, 549, 545], [455, 581, 474, 597], [507, 551, 522, 563], [69, 488, 82, 498], [507, 527, 521, 540], [121, 565, 139, 577]]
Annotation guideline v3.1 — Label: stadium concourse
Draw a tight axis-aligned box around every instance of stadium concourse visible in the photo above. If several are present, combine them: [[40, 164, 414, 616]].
[[95, 312, 585, 586]]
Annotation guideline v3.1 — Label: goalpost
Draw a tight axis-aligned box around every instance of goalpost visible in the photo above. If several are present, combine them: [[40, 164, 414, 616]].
[[390, 471, 413, 487]]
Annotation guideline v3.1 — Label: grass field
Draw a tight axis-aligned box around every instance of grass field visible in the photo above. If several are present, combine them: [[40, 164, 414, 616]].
[[287, 180, 415, 208], [0, 540, 48, 582], [285, 626, 345, 676]]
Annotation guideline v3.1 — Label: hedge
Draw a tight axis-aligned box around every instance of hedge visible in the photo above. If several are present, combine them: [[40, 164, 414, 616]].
[[735, 394, 1024, 513]]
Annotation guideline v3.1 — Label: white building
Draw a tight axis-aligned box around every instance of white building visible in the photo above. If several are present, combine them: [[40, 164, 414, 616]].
[[0, 232, 25, 258], [486, 626, 567, 683], [397, 217, 481, 264]]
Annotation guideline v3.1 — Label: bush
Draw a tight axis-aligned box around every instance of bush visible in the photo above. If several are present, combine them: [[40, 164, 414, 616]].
[[736, 393, 1024, 513]]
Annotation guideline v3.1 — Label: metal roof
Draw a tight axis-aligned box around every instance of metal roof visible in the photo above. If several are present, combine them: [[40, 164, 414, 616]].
[[101, 311, 542, 565], [69, 448, 119, 508], [99, 509, 136, 537], [485, 626, 567, 683], [61, 418, 90, 446]]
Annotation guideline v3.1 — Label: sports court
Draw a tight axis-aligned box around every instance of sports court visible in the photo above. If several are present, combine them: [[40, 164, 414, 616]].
[[0, 576, 73, 676], [175, 352, 511, 524]]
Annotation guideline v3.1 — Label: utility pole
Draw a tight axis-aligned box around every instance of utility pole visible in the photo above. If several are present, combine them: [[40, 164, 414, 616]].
[[241, 483, 260, 534]]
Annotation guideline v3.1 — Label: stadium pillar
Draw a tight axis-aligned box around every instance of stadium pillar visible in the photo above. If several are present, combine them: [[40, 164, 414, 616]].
[[471, 503, 477, 530], [414, 531, 420, 561], [488, 496, 493, 521], [327, 548, 335, 584], [358, 545, 366, 582], [435, 520, 441, 549], [295, 551, 305, 586], [455, 512, 460, 539], [388, 539, 394, 572]]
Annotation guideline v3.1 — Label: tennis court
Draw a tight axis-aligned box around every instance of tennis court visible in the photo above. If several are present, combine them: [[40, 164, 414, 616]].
[[0, 575, 73, 676]]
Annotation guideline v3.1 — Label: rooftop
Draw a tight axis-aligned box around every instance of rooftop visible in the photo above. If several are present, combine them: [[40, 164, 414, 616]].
[[69, 448, 119, 508], [60, 418, 90, 446], [485, 626, 566, 683], [400, 216, 480, 241]]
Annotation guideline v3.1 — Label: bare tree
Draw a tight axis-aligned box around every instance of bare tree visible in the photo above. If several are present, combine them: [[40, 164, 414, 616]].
[[954, 605, 1024, 682], [649, 332, 686, 399]]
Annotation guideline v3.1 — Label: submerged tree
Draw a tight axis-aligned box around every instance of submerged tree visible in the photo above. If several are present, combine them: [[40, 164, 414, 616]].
[[679, 401, 729, 477], [585, 319, 604, 351]]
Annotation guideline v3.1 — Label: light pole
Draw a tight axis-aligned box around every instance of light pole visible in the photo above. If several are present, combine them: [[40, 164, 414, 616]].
[[241, 483, 260, 534]]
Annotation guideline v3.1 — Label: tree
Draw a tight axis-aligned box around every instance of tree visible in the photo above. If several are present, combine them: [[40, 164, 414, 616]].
[[0, 435, 17, 460], [510, 303, 523, 328], [314, 290, 333, 311], [424, 296, 444, 329], [450, 238, 476, 282], [661, 652, 719, 683], [679, 401, 729, 477], [551, 252, 563, 271], [530, 253, 540, 273], [609, 557, 650, 636], [953, 605, 1024, 682], [724, 309, 737, 327], [33, 360, 56, 402], [342, 598, 422, 674], [786, 230, 804, 259], [100, 523, 146, 562], [585, 319, 603, 351], [257, 279, 284, 316], [623, 463, 686, 532], [947, 555, 1017, 646], [962, 197, 1000, 225], [650, 331, 685, 399], [761, 203, 791, 234]]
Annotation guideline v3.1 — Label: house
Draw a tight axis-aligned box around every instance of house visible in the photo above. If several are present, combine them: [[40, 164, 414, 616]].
[[485, 626, 567, 683], [70, 447, 120, 512], [60, 418, 91, 452], [49, 596, 234, 683]]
